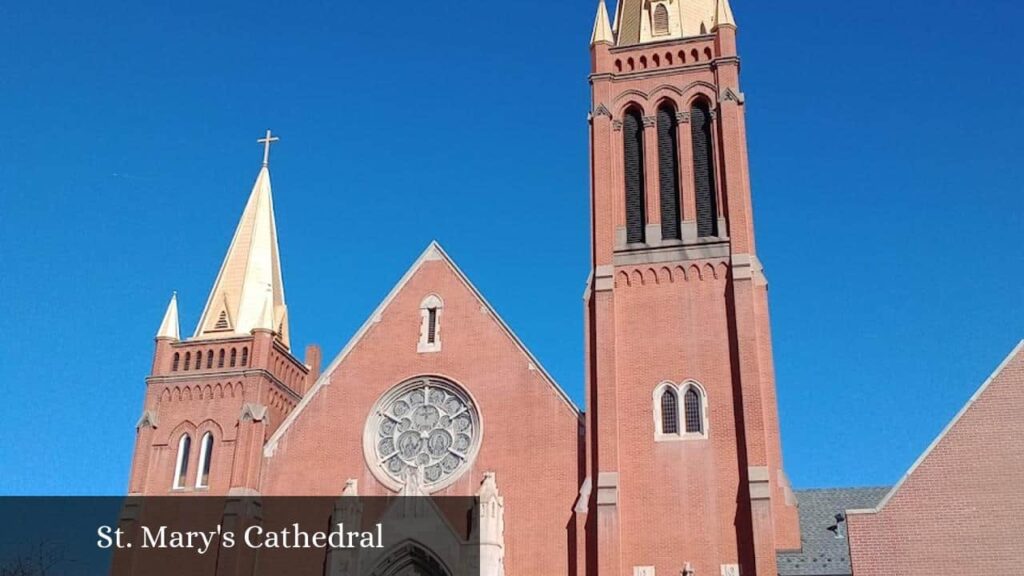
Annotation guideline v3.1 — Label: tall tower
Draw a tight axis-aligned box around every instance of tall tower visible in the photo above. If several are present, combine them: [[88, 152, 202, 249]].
[[128, 137, 321, 496], [583, 1, 800, 574]]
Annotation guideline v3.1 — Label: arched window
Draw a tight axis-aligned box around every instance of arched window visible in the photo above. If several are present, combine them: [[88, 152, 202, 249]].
[[229, 348, 237, 368], [690, 100, 718, 237], [623, 107, 646, 244], [653, 3, 670, 36], [194, 352, 201, 370], [684, 386, 703, 434], [172, 352, 180, 372], [218, 349, 225, 368], [660, 388, 679, 434], [240, 347, 249, 367], [418, 295, 444, 353], [657, 102, 681, 240], [183, 352, 191, 371], [173, 434, 191, 489], [206, 350, 213, 369], [195, 432, 213, 489]]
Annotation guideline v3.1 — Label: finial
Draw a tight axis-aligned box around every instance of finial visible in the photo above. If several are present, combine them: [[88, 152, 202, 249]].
[[257, 129, 280, 167]]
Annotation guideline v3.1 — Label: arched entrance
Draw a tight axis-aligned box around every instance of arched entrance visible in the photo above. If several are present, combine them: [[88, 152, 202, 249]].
[[365, 542, 451, 576]]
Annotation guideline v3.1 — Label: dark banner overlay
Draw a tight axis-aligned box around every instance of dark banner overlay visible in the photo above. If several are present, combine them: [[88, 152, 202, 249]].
[[0, 497, 480, 575]]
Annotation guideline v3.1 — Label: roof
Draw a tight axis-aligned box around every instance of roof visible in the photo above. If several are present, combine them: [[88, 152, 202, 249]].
[[777, 487, 890, 576]]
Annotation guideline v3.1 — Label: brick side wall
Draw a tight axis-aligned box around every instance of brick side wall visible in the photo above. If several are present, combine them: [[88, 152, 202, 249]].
[[847, 345, 1024, 575]]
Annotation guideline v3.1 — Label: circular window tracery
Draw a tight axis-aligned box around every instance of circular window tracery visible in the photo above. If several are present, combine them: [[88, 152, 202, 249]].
[[364, 376, 481, 493]]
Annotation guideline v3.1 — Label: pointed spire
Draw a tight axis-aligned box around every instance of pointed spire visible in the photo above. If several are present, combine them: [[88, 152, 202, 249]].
[[156, 292, 180, 340], [713, 0, 736, 30], [590, 0, 614, 46], [194, 163, 290, 348]]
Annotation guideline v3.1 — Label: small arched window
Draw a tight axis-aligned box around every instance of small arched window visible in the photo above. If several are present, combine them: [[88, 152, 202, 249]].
[[194, 352, 202, 370], [240, 347, 249, 367], [418, 295, 444, 353], [690, 99, 719, 237], [684, 387, 703, 434], [218, 349, 225, 368], [206, 350, 213, 369], [195, 433, 214, 489], [183, 352, 191, 371], [660, 389, 679, 434], [623, 107, 647, 244], [657, 102, 681, 240], [173, 434, 191, 489], [229, 348, 237, 368], [172, 353, 180, 372], [653, 3, 670, 36]]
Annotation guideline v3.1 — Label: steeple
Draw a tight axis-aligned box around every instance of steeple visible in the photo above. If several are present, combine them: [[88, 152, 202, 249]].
[[156, 292, 180, 340], [713, 0, 736, 30], [193, 162, 290, 348], [590, 0, 614, 46]]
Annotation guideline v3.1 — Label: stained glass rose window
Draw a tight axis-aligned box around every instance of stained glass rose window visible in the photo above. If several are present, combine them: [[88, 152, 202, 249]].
[[365, 377, 481, 492]]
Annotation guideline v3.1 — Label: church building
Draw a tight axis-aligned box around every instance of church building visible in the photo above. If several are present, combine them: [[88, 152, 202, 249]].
[[126, 1, 1024, 575]]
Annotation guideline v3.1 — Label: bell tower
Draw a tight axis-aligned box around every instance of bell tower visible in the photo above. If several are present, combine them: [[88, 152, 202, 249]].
[[582, 1, 800, 574], [128, 133, 321, 496]]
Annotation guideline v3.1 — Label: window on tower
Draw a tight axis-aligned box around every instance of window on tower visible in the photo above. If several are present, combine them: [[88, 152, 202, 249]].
[[657, 102, 681, 240], [173, 433, 191, 489], [653, 4, 670, 36], [195, 432, 214, 489], [690, 99, 719, 237], [623, 107, 647, 244], [172, 352, 180, 372], [683, 383, 706, 435], [661, 388, 679, 434], [654, 381, 708, 441]]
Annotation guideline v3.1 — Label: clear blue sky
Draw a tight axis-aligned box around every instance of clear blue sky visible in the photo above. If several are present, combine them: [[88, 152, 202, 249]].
[[0, 0, 1020, 495]]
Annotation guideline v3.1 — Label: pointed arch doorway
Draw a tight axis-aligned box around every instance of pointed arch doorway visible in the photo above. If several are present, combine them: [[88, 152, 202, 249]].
[[365, 542, 451, 576]]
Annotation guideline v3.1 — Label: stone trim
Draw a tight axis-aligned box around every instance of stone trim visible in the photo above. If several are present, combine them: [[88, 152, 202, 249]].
[[748, 466, 771, 500], [596, 472, 619, 506], [614, 238, 731, 266]]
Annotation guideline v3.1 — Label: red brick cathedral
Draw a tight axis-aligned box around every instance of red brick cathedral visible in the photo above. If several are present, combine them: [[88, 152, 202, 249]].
[[128, 1, 1024, 575]]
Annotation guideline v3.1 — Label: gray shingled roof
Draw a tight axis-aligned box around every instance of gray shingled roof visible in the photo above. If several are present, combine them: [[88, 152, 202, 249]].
[[777, 487, 890, 576]]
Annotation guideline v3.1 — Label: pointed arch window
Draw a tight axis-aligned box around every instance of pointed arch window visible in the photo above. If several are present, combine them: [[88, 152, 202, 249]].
[[172, 352, 180, 372], [194, 352, 202, 370], [218, 349, 225, 368], [183, 352, 191, 371], [660, 388, 679, 434], [657, 102, 681, 240], [418, 295, 444, 353], [690, 100, 719, 237], [240, 347, 249, 367], [684, 387, 703, 434], [623, 107, 647, 244], [653, 3, 670, 36], [173, 434, 191, 489], [229, 348, 237, 368], [206, 350, 214, 369], [195, 433, 214, 489]]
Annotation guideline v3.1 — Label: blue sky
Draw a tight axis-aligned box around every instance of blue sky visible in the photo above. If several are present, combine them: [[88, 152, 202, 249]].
[[0, 0, 1021, 495]]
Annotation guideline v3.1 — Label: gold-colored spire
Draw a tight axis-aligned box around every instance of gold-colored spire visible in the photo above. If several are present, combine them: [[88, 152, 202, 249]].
[[713, 0, 736, 30], [591, 0, 614, 46], [193, 162, 290, 348], [156, 292, 180, 340]]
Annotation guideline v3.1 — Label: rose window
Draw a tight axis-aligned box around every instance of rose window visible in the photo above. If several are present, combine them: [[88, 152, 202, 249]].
[[366, 377, 481, 492]]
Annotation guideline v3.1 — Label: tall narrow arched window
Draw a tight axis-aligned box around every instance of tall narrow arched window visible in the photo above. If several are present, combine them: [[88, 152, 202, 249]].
[[194, 352, 202, 370], [690, 100, 719, 237], [684, 387, 703, 434], [195, 433, 213, 489], [657, 102, 681, 240], [418, 295, 444, 353], [173, 434, 191, 489], [653, 3, 670, 36], [183, 352, 191, 371], [218, 349, 225, 368], [172, 353, 180, 372], [623, 107, 647, 244], [206, 350, 214, 369], [661, 388, 679, 434], [229, 348, 237, 368], [240, 347, 249, 367]]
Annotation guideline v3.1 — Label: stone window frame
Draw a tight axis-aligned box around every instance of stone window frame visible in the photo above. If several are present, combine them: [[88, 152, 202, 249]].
[[417, 294, 444, 353], [172, 433, 191, 490], [652, 379, 709, 442], [194, 431, 214, 489]]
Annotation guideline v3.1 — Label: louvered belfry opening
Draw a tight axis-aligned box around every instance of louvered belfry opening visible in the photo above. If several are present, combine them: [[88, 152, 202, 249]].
[[653, 4, 670, 36], [690, 100, 719, 237], [657, 103, 681, 241], [623, 107, 647, 244]]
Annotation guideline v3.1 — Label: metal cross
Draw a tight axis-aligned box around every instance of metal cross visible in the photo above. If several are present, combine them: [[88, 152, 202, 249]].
[[257, 129, 280, 167]]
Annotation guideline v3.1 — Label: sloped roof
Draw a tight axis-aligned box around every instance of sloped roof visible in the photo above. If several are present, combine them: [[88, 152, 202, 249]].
[[777, 488, 889, 576]]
